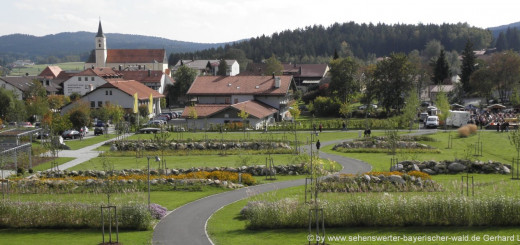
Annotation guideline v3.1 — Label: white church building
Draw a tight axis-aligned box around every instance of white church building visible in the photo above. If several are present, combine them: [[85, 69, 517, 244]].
[[84, 21, 168, 73]]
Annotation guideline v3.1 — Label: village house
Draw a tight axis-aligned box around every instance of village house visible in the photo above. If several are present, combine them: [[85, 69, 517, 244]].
[[60, 79, 164, 116], [181, 75, 295, 129], [172, 60, 239, 76], [0, 75, 61, 100], [62, 67, 123, 96]]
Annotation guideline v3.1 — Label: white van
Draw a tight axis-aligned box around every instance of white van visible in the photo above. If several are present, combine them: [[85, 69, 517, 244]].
[[425, 116, 439, 128]]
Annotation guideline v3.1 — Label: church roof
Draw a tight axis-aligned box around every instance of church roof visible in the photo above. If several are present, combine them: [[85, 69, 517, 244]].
[[96, 20, 105, 38]]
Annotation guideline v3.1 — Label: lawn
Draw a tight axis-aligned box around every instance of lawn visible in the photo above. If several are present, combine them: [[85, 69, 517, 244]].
[[9, 62, 84, 76], [208, 173, 520, 245], [68, 154, 303, 171], [64, 134, 119, 150], [0, 229, 152, 245], [31, 157, 75, 172], [323, 130, 517, 171]]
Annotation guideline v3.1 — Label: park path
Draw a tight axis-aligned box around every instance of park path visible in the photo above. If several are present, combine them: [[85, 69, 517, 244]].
[[152, 136, 372, 245], [152, 129, 438, 245]]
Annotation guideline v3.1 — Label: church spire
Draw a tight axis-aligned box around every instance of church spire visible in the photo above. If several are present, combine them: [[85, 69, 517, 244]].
[[96, 20, 105, 38]]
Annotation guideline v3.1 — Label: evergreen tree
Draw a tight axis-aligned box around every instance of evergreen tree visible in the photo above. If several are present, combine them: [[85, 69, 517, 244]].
[[217, 59, 228, 76], [496, 32, 508, 51], [460, 40, 476, 94], [431, 49, 450, 84], [333, 49, 339, 60], [172, 66, 198, 104]]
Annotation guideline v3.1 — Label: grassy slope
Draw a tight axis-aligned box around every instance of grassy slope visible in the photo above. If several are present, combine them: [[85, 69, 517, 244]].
[[9, 62, 84, 76]]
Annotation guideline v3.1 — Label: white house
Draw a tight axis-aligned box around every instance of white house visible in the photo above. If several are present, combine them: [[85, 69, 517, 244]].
[[62, 67, 122, 96], [61, 79, 164, 116], [84, 21, 168, 73], [181, 75, 295, 129], [172, 60, 239, 76]]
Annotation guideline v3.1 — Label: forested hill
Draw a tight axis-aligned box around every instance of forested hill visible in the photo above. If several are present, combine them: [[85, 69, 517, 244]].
[[172, 22, 493, 63], [0, 32, 228, 62]]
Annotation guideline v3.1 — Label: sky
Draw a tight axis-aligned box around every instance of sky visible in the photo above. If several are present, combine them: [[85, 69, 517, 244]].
[[1, 0, 518, 43]]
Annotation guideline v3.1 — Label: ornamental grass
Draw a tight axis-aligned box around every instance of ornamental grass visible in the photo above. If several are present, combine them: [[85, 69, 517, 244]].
[[242, 195, 520, 229], [0, 200, 152, 230]]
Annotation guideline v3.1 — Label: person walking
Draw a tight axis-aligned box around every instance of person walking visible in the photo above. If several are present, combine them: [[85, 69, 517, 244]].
[[319, 123, 323, 133], [316, 139, 321, 150]]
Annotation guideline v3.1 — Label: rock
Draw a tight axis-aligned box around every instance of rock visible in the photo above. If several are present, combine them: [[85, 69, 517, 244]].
[[412, 164, 421, 172], [422, 168, 436, 175], [110, 144, 118, 151], [388, 175, 405, 185], [503, 165, 511, 174], [448, 162, 466, 172], [214, 180, 221, 185], [362, 174, 371, 182]]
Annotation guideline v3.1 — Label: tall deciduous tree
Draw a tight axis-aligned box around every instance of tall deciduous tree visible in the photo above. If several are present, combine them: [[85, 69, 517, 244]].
[[264, 55, 283, 76], [469, 68, 494, 101], [217, 59, 228, 76], [431, 49, 450, 84], [460, 40, 477, 94], [329, 57, 359, 103], [489, 51, 520, 102], [373, 53, 416, 114], [400, 89, 420, 131], [68, 101, 90, 130], [172, 65, 198, 104]]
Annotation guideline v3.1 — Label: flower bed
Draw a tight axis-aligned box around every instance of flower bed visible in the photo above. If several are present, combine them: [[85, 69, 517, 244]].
[[8, 170, 255, 194], [332, 137, 439, 153], [0, 200, 153, 230], [241, 195, 520, 229], [109, 140, 293, 152]]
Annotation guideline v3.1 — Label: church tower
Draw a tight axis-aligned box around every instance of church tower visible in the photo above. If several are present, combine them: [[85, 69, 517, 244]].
[[95, 20, 107, 67]]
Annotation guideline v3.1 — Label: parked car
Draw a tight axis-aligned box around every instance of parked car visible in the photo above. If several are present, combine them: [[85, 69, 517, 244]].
[[95, 121, 106, 127], [160, 112, 174, 120], [35, 131, 49, 139], [21, 122, 34, 128], [138, 127, 161, 134], [419, 112, 429, 122], [358, 104, 378, 110], [155, 115, 169, 122], [147, 120, 165, 126], [425, 116, 439, 128], [62, 130, 81, 139], [94, 127, 104, 136]]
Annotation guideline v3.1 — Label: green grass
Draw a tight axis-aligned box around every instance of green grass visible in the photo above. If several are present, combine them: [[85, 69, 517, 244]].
[[9, 62, 84, 76], [208, 173, 520, 244], [64, 134, 119, 150], [32, 157, 75, 171], [0, 229, 152, 245], [323, 130, 518, 171], [68, 154, 304, 171]]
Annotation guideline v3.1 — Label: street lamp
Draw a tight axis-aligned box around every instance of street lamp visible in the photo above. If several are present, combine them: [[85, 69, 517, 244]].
[[147, 156, 161, 208]]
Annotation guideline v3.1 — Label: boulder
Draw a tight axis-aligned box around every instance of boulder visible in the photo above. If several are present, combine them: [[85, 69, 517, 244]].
[[388, 175, 405, 185], [448, 162, 466, 172], [390, 164, 403, 172], [422, 168, 436, 175]]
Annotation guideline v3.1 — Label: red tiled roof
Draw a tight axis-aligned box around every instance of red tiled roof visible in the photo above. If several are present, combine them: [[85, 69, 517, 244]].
[[106, 49, 166, 63], [56, 70, 79, 80], [99, 79, 164, 100], [119, 70, 164, 83], [181, 104, 228, 118], [230, 100, 278, 119], [282, 64, 329, 77], [187, 75, 292, 96], [76, 67, 122, 77], [39, 66, 62, 78]]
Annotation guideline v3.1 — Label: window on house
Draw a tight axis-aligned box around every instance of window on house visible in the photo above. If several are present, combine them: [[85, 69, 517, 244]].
[[234, 98, 238, 104], [109, 90, 112, 95], [106, 91, 108, 95], [98, 101, 102, 107], [225, 98, 230, 104], [85, 77, 88, 81], [90, 101, 95, 108], [46, 80, 49, 86], [91, 77, 95, 81], [98, 44, 101, 48], [78, 77, 81, 81]]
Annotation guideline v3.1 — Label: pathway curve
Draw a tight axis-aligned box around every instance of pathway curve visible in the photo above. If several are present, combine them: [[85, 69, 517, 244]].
[[152, 137, 372, 245]]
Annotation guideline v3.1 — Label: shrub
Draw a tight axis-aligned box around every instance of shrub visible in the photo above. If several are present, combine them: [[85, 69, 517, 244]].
[[149, 203, 168, 219], [467, 124, 478, 134], [458, 126, 471, 137]]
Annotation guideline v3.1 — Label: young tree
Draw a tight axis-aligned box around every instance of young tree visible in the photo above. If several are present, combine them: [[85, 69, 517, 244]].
[[400, 89, 420, 131], [469, 68, 494, 102], [238, 106, 249, 138], [431, 49, 450, 84], [172, 66, 198, 104], [217, 59, 228, 76], [435, 91, 450, 130], [47, 95, 70, 111], [460, 40, 477, 94], [329, 57, 359, 103], [68, 102, 90, 130], [25, 96, 49, 122], [264, 54, 283, 76]]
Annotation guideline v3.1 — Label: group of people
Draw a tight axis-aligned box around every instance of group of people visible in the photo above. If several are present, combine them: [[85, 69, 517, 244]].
[[473, 111, 517, 131]]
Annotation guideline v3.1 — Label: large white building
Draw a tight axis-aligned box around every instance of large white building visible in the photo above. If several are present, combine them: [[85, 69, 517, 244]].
[[84, 21, 168, 73]]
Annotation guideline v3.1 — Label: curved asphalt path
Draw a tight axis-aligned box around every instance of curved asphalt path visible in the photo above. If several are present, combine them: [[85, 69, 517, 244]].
[[153, 130, 436, 245]]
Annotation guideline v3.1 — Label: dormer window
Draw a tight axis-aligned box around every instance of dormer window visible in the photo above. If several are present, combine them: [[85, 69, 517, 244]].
[[99, 44, 101, 48]]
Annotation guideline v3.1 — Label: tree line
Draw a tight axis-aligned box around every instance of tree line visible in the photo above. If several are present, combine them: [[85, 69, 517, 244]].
[[169, 22, 493, 65]]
